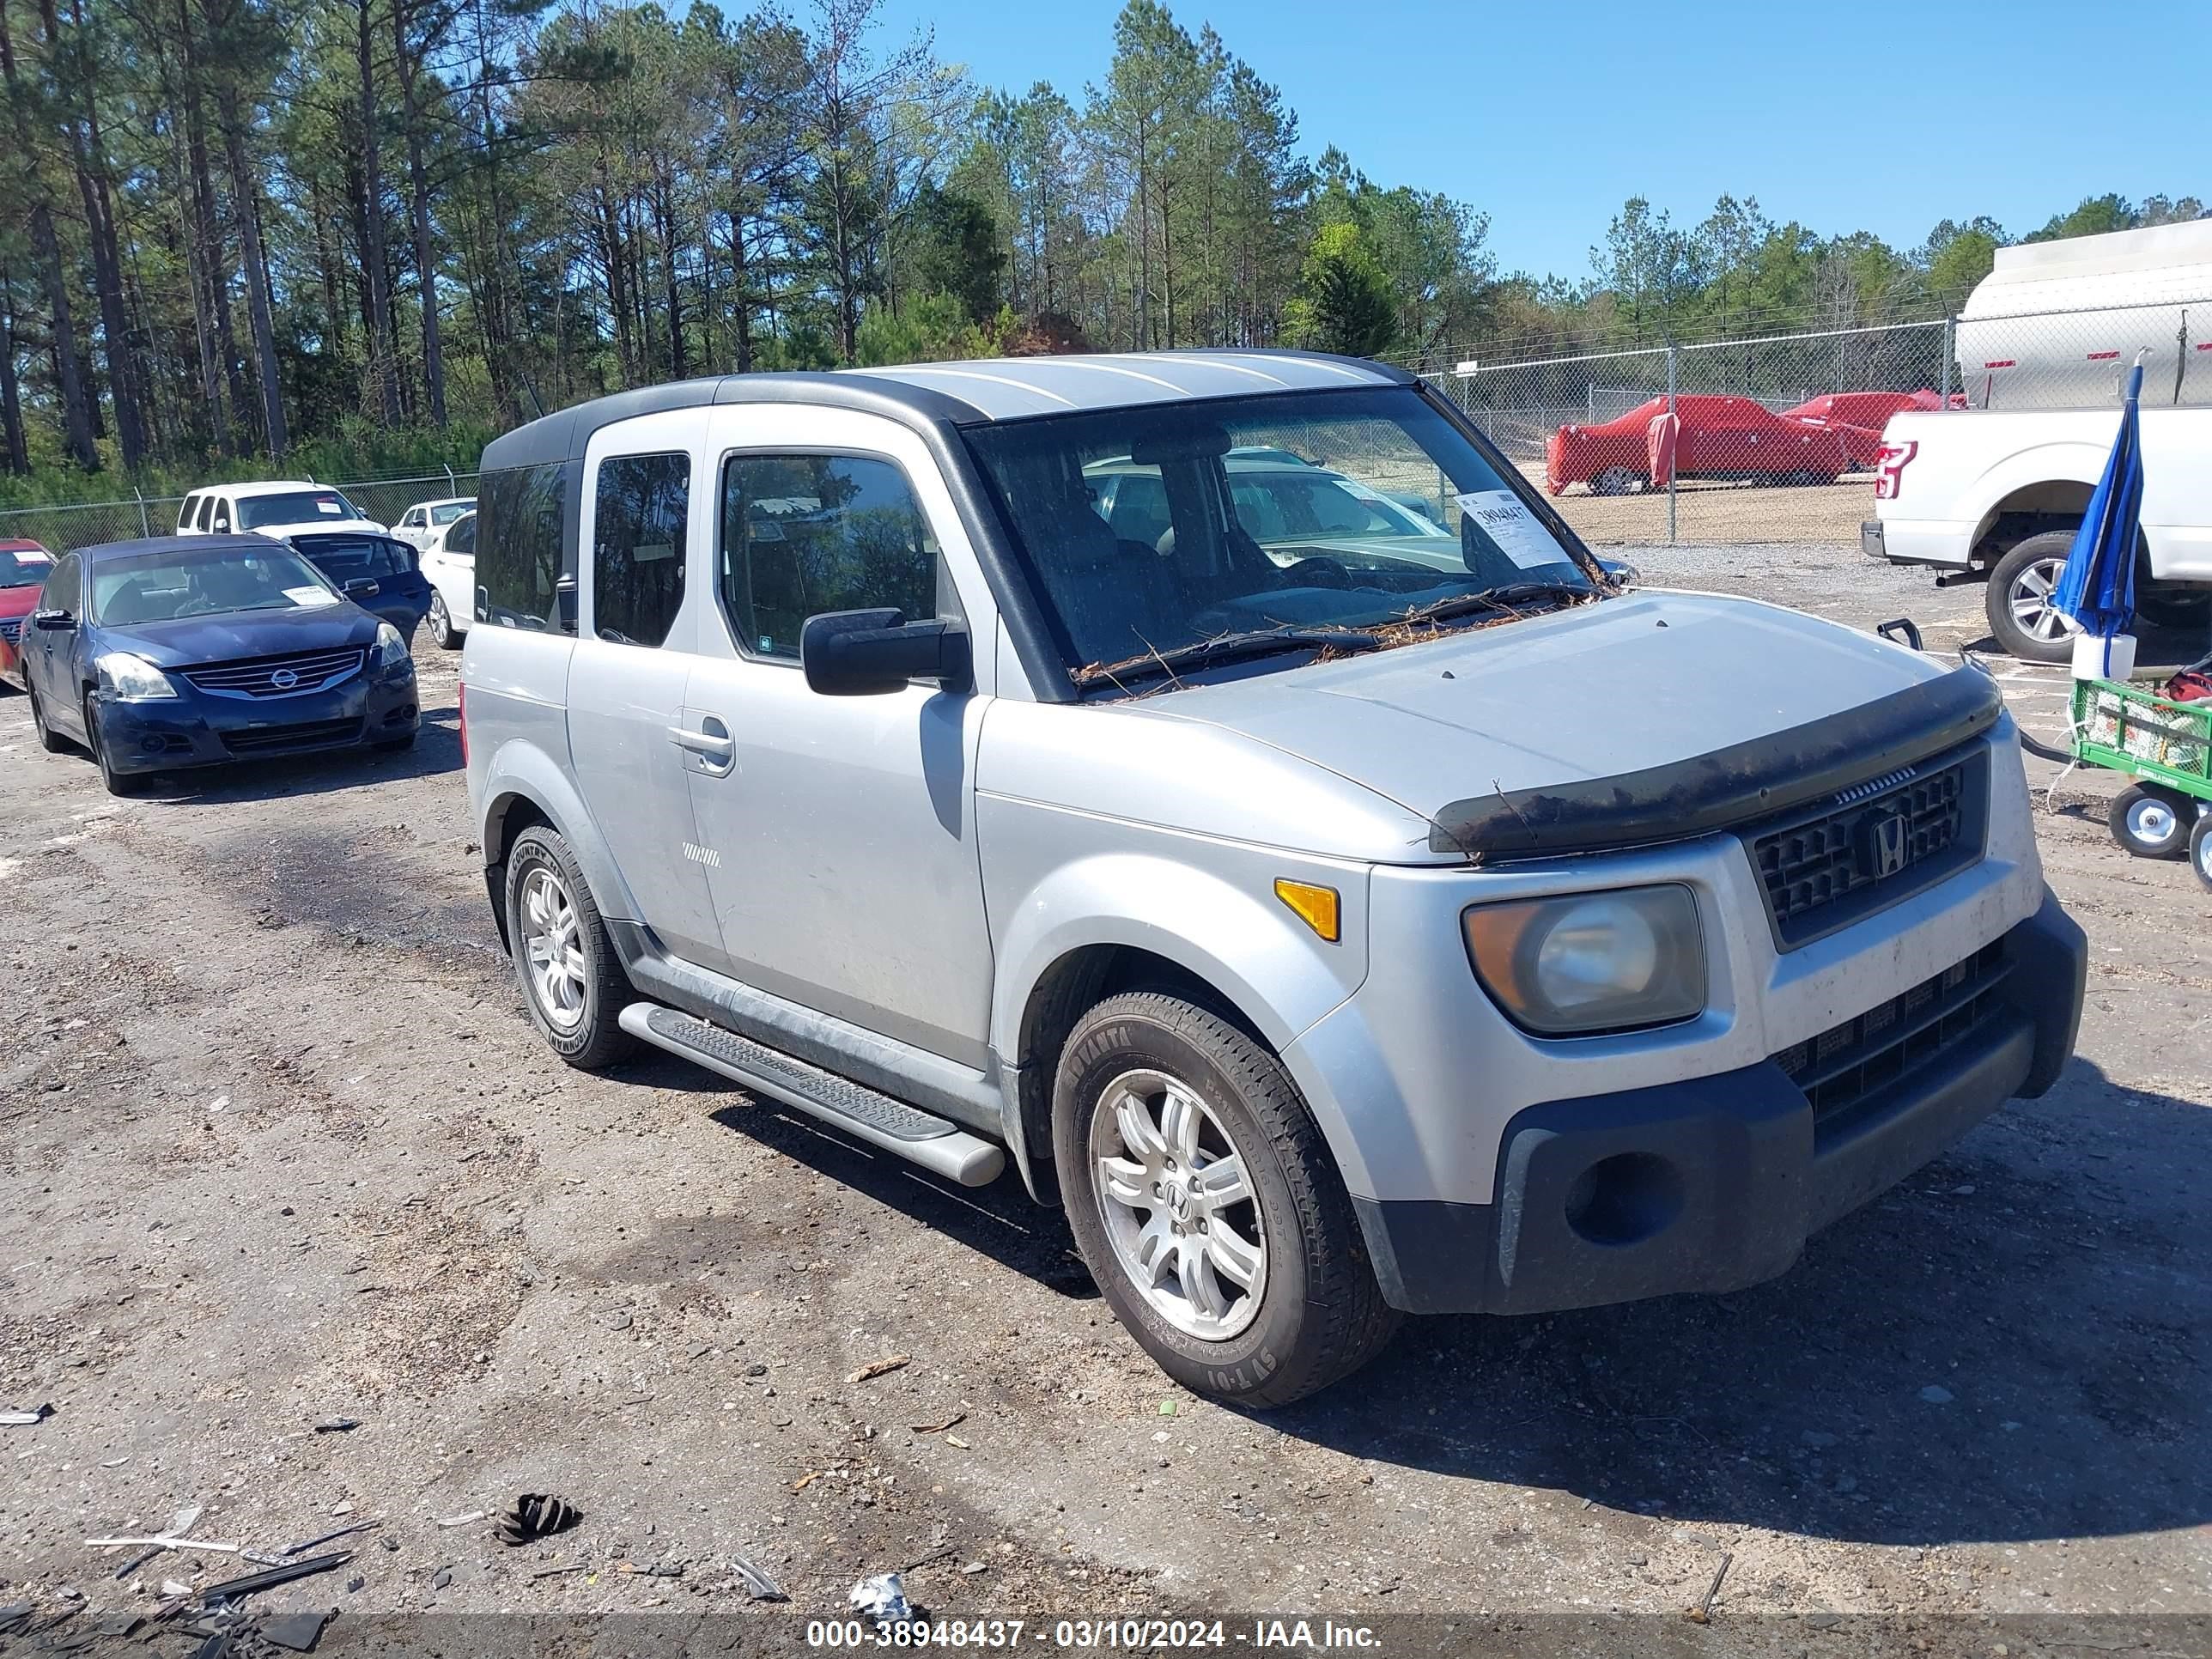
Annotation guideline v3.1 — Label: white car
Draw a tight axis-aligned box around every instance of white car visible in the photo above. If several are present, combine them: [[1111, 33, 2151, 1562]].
[[392, 495, 476, 550], [175, 480, 386, 539], [419, 508, 477, 648]]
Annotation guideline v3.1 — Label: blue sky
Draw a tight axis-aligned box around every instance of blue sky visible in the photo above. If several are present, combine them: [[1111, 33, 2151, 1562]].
[[866, 0, 2205, 280]]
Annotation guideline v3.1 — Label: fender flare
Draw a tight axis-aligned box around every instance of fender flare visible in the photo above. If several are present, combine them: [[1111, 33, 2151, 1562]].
[[1962, 440, 2105, 550], [989, 851, 1375, 1194], [477, 738, 643, 927]]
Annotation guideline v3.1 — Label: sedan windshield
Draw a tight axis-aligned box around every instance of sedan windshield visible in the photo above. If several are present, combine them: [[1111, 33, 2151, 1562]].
[[963, 386, 1599, 687], [0, 548, 53, 589], [237, 489, 365, 530], [88, 546, 340, 625], [431, 501, 474, 525]]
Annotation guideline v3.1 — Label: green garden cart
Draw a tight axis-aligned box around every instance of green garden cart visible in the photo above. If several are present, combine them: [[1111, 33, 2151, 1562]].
[[2071, 675, 2212, 890]]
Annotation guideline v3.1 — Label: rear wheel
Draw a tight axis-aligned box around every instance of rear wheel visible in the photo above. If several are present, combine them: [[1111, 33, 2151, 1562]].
[[1986, 532, 2075, 663], [26, 677, 68, 752], [1590, 466, 1646, 497], [504, 825, 635, 1068], [1054, 991, 1398, 1407], [2108, 783, 2191, 860], [428, 590, 463, 650], [82, 694, 141, 796], [2191, 816, 2212, 893]]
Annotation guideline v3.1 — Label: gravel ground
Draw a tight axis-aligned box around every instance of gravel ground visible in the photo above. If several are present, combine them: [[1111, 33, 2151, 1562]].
[[1, 547, 2208, 1656]]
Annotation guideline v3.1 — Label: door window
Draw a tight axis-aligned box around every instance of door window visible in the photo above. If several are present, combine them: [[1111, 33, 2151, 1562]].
[[591, 453, 689, 647], [195, 495, 216, 531], [42, 554, 81, 615], [178, 493, 201, 533], [209, 496, 232, 532], [447, 514, 477, 556], [716, 453, 939, 660]]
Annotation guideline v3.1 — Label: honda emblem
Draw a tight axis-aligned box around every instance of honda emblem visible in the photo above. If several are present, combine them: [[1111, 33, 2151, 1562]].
[[1859, 809, 1909, 880]]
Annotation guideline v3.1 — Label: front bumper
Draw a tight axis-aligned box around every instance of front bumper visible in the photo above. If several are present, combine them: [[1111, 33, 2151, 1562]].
[[94, 668, 419, 775], [1352, 888, 2086, 1316]]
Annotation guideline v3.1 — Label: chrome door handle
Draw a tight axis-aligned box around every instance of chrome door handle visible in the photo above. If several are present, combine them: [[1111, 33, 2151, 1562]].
[[667, 725, 734, 758]]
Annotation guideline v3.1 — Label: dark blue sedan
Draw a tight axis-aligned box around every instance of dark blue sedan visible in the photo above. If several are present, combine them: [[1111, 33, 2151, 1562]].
[[16, 534, 420, 795]]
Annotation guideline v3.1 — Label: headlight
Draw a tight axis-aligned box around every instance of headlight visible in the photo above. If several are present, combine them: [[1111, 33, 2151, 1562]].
[[374, 622, 412, 672], [1462, 884, 1705, 1036], [95, 651, 179, 702]]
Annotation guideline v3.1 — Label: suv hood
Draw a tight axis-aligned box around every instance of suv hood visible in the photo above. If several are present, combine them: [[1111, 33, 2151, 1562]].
[[1142, 590, 1992, 855], [96, 600, 380, 668]]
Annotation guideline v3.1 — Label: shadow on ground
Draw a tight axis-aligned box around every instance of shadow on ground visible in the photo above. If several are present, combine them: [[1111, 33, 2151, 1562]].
[[1265, 1057, 2208, 1549]]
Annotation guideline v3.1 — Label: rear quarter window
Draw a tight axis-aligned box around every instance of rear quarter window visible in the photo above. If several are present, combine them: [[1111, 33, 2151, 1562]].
[[475, 463, 577, 632]]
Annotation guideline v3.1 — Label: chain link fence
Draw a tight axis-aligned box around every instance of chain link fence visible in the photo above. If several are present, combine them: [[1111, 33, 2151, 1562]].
[[0, 469, 478, 555], [1427, 293, 2211, 548]]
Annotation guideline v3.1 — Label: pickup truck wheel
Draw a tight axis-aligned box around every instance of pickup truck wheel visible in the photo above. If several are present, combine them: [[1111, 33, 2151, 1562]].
[[2109, 783, 2191, 860], [1986, 533, 2076, 663], [1054, 991, 1399, 1407], [504, 826, 636, 1068]]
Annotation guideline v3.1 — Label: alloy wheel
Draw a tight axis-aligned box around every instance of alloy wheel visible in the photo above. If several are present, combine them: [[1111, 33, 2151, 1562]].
[[2008, 556, 2070, 643], [1088, 1066, 1268, 1340], [520, 865, 588, 1031]]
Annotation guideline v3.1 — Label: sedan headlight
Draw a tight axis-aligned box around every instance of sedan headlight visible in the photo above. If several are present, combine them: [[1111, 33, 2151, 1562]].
[[374, 622, 413, 672], [1462, 884, 1705, 1036], [95, 651, 179, 702]]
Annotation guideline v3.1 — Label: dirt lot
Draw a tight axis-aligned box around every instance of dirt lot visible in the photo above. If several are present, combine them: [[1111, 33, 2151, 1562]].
[[2, 550, 2209, 1656], [1516, 463, 1878, 547]]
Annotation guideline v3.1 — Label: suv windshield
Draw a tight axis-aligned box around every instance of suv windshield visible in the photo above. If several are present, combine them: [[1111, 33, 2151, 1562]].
[[237, 489, 364, 530], [88, 546, 340, 625], [963, 386, 1598, 687]]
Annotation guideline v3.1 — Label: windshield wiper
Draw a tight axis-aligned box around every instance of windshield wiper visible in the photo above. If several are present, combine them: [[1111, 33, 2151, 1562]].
[[1394, 580, 1594, 629], [1076, 625, 1379, 688]]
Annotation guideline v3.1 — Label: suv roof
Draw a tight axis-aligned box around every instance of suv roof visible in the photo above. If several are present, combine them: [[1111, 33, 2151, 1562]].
[[481, 350, 1410, 472]]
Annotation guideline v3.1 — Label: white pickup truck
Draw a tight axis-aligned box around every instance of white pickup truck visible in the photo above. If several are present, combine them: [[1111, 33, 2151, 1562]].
[[1863, 404, 2212, 660], [1863, 220, 2212, 661]]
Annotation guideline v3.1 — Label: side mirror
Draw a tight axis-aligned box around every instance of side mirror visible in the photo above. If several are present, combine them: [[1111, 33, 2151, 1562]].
[[1599, 557, 1640, 588], [31, 608, 75, 631], [800, 608, 971, 697], [343, 578, 381, 600]]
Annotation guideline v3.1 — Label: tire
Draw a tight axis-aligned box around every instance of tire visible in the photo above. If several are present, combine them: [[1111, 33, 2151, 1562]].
[[2191, 815, 2212, 894], [503, 825, 636, 1068], [1590, 466, 1646, 497], [2108, 783, 2191, 860], [427, 591, 462, 650], [26, 677, 69, 752], [1053, 991, 1399, 1407], [1986, 532, 2076, 663], [83, 693, 141, 796]]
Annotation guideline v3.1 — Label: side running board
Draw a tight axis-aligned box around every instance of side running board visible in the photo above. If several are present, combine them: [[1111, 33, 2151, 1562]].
[[618, 1003, 1006, 1188]]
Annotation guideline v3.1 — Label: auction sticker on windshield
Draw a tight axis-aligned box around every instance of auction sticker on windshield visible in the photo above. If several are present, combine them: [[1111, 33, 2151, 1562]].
[[283, 586, 340, 607], [1455, 489, 1560, 569]]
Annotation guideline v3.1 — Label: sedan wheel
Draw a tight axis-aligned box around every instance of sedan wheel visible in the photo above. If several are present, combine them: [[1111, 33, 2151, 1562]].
[[428, 591, 462, 650]]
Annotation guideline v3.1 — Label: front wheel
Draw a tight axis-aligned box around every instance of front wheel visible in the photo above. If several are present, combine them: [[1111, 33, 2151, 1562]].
[[1053, 992, 1398, 1407], [1589, 466, 1646, 497], [1985, 532, 2076, 664], [2109, 783, 2191, 860], [504, 826, 636, 1068], [2191, 816, 2212, 894], [83, 694, 142, 796]]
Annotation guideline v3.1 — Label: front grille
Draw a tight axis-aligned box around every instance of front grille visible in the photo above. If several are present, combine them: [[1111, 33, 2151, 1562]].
[[1772, 940, 2010, 1128], [0, 617, 21, 643], [1746, 750, 1984, 946], [221, 718, 361, 755], [182, 647, 365, 700]]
